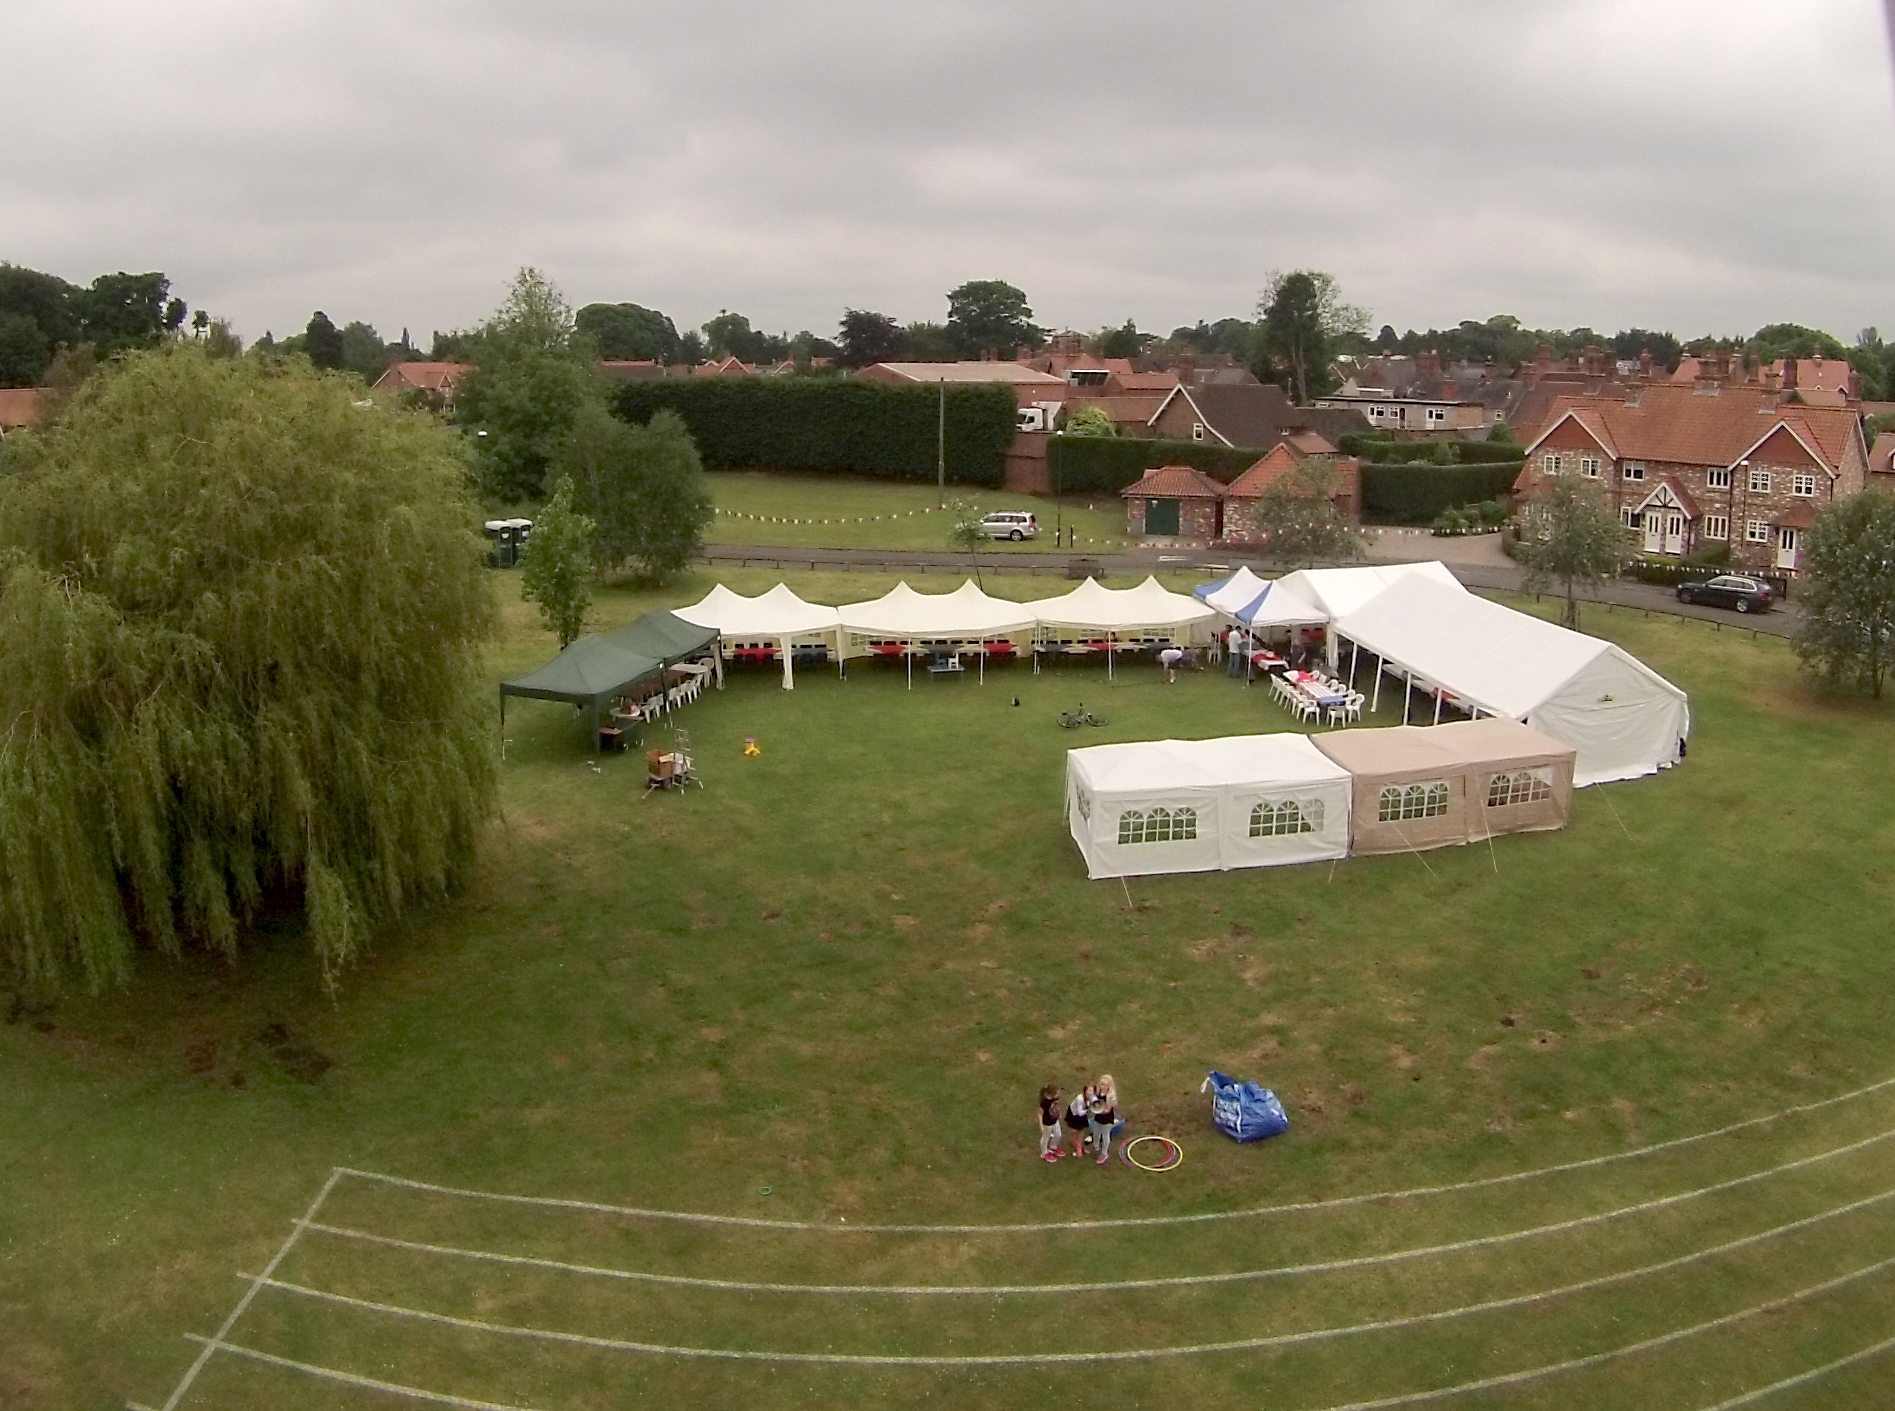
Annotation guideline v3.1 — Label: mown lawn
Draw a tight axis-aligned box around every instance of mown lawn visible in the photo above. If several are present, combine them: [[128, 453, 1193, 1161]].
[[7, 571, 1895, 1410], [704, 470, 1131, 551]]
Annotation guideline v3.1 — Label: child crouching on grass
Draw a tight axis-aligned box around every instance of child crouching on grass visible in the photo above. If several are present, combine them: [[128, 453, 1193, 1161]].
[[1038, 1083, 1064, 1162]]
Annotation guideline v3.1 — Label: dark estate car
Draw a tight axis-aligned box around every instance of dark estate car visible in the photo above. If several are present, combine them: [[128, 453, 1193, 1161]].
[[1675, 574, 1774, 613]]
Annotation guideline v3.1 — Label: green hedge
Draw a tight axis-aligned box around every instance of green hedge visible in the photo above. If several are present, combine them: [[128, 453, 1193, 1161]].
[[1046, 436, 1259, 494], [607, 378, 1017, 487], [1362, 463, 1524, 524], [1350, 438, 1526, 465]]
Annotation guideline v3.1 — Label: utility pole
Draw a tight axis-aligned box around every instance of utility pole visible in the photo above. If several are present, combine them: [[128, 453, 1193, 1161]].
[[937, 377, 947, 507]]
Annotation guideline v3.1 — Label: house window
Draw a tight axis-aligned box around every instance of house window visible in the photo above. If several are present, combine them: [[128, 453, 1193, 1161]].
[[1707, 467, 1732, 489], [1118, 806, 1197, 845], [1746, 520, 1770, 543], [1426, 408, 1448, 424], [1704, 514, 1729, 541], [1249, 799, 1322, 838], [1191, 423, 1206, 442], [1579, 457, 1601, 478], [1792, 473, 1817, 497], [1621, 507, 1640, 528], [1378, 782, 1450, 823], [1622, 460, 1646, 481], [1486, 769, 1553, 808], [1749, 468, 1771, 493], [1542, 453, 1564, 473]]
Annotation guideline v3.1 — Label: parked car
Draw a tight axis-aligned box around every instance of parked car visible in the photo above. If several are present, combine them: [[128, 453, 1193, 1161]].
[[1675, 574, 1774, 613], [979, 511, 1038, 541]]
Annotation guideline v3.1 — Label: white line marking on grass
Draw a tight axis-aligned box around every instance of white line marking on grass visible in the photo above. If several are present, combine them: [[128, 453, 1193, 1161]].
[[181, 1337, 539, 1410], [304, 1127, 1895, 1293], [1697, 1327, 1895, 1409], [242, 1183, 1895, 1364], [151, 1168, 342, 1411], [337, 1074, 1895, 1232]]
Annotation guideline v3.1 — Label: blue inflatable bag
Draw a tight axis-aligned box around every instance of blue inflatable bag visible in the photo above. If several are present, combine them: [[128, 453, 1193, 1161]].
[[1203, 1070, 1290, 1143]]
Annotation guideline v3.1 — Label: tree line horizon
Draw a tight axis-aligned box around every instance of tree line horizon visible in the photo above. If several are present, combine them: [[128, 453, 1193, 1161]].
[[9, 259, 1895, 403]]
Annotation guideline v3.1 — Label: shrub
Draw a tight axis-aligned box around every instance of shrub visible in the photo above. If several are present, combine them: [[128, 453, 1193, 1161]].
[[1046, 436, 1259, 494], [606, 378, 1016, 487], [1361, 463, 1523, 524]]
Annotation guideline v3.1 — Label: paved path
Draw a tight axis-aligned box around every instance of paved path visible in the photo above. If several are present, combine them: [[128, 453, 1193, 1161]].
[[699, 539, 1798, 640]]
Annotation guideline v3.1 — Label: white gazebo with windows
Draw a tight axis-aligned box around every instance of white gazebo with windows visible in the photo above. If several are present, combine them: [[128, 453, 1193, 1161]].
[[1065, 734, 1352, 879]]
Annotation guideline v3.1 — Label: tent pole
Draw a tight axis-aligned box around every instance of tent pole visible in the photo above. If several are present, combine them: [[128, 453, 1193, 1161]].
[[782, 637, 794, 691], [1108, 632, 1114, 683], [906, 648, 912, 691], [1433, 689, 1443, 725], [714, 646, 724, 690], [1405, 671, 1413, 724], [1371, 655, 1383, 713], [1349, 640, 1360, 689], [978, 645, 984, 685]]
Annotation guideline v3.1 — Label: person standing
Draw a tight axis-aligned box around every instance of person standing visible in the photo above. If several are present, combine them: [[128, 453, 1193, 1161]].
[[1065, 1085, 1094, 1159], [1227, 626, 1249, 677], [1088, 1076, 1120, 1166], [1038, 1083, 1065, 1163]]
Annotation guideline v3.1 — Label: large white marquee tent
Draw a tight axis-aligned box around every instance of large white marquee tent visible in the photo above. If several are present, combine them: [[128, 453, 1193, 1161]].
[[838, 580, 1038, 644], [1065, 734, 1352, 879], [1032, 576, 1215, 678], [675, 583, 843, 689], [1333, 576, 1690, 785]]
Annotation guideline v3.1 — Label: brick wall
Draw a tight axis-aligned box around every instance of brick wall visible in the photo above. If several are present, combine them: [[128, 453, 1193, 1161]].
[[1125, 496, 1220, 541]]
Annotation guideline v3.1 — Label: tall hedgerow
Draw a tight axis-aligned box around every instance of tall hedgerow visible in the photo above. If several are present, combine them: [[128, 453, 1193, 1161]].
[[0, 345, 498, 991]]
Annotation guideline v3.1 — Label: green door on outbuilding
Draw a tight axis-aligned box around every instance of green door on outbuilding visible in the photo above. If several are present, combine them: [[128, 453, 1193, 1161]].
[[1144, 498, 1181, 534]]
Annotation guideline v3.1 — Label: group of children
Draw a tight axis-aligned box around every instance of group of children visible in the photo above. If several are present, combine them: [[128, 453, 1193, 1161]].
[[1037, 1075, 1121, 1166]]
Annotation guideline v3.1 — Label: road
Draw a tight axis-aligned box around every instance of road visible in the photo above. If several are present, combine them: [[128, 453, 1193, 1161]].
[[699, 540, 1799, 639]]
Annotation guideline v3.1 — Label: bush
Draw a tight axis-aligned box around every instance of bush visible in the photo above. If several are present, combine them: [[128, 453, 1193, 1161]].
[[1429, 499, 1510, 536], [1046, 436, 1259, 494], [607, 378, 1017, 487], [1353, 438, 1525, 466], [1361, 463, 1523, 524], [1336, 431, 1396, 457]]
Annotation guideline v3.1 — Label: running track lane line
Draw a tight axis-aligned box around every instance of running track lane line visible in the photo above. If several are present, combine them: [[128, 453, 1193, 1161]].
[[1699, 1327, 1895, 1409], [302, 1121, 1895, 1294], [333, 1069, 1895, 1233], [235, 1183, 1895, 1364]]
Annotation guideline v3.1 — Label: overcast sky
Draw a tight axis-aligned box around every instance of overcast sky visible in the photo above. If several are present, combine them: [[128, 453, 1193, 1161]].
[[4, 0, 1893, 348]]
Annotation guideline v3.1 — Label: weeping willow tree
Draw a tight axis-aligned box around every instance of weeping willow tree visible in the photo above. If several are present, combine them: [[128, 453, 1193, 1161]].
[[0, 345, 498, 992]]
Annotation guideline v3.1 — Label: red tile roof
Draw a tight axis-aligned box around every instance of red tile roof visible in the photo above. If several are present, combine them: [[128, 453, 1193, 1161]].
[[1776, 501, 1819, 529], [1525, 384, 1857, 472], [0, 386, 46, 430], [374, 361, 472, 394], [1222, 444, 1302, 498], [1119, 464, 1227, 499]]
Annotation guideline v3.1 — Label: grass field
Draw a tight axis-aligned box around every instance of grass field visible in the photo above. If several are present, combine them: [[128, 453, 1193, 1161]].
[[703, 470, 1131, 550], [8, 569, 1895, 1410]]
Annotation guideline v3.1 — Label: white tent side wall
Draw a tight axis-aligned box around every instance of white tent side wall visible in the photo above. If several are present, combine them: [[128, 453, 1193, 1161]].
[[1529, 648, 1690, 786], [1217, 775, 1352, 869], [1066, 755, 1225, 880]]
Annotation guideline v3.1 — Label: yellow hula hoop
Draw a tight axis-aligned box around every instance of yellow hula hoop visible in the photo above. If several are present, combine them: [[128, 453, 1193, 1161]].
[[1122, 1135, 1184, 1172]]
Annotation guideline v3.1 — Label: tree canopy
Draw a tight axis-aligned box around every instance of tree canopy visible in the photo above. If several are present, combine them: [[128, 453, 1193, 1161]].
[[518, 474, 595, 646], [576, 301, 681, 363], [946, 280, 1040, 357], [837, 309, 908, 368], [1243, 459, 1364, 567], [1794, 489, 1895, 699], [0, 344, 497, 992], [1513, 472, 1636, 629], [0, 265, 187, 386], [304, 311, 345, 370], [1255, 270, 1366, 404], [556, 404, 713, 581]]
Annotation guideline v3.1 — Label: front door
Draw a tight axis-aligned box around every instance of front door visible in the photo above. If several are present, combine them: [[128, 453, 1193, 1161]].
[[1777, 527, 1800, 571], [1144, 498, 1180, 535], [1643, 509, 1666, 554], [1665, 512, 1685, 556]]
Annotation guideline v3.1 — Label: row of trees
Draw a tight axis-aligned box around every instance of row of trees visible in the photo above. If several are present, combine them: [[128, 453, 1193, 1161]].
[[0, 264, 195, 386]]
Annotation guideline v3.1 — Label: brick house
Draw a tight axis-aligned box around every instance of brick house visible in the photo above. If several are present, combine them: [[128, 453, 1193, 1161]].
[[1147, 383, 1367, 449], [1220, 439, 1362, 544], [0, 386, 46, 438], [1515, 383, 1868, 574], [1121, 465, 1226, 542], [369, 361, 473, 407]]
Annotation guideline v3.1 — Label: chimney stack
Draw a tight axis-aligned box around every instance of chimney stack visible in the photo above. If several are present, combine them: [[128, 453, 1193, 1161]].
[[1781, 358, 1797, 390]]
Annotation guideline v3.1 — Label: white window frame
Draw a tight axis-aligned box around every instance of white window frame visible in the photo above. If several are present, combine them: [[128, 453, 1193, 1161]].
[[1745, 519, 1770, 543], [1249, 798, 1321, 838], [1425, 407, 1448, 425], [1622, 460, 1646, 481], [1579, 456, 1601, 478], [1378, 781, 1450, 823], [1191, 422, 1206, 442], [1486, 768, 1554, 809], [1703, 514, 1729, 541], [1791, 473, 1817, 497], [1707, 467, 1732, 490], [1118, 806, 1197, 845], [1621, 507, 1640, 528], [1749, 468, 1772, 493], [1542, 452, 1564, 474]]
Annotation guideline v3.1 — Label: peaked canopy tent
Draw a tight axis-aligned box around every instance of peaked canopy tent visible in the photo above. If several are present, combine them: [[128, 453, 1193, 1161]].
[[1313, 718, 1576, 855], [604, 608, 724, 691], [837, 580, 1038, 684], [499, 635, 665, 742], [1029, 576, 1217, 678], [1065, 734, 1352, 879], [1333, 576, 1689, 785], [1270, 562, 1467, 624], [674, 583, 845, 689]]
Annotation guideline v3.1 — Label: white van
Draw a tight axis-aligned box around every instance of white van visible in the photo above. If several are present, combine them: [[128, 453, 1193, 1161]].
[[979, 511, 1039, 541]]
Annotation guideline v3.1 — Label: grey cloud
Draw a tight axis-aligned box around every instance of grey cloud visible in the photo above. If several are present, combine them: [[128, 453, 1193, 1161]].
[[4, 0, 1892, 346]]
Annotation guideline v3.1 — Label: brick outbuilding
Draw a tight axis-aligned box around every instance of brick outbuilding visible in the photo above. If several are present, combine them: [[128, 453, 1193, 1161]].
[[1121, 464, 1226, 542]]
